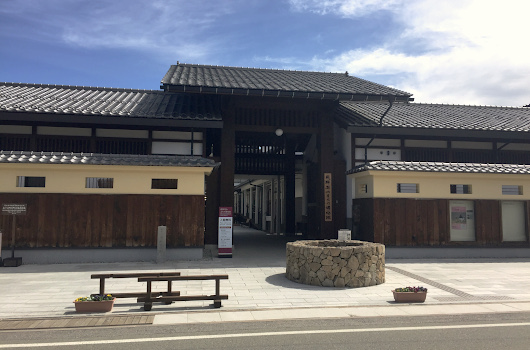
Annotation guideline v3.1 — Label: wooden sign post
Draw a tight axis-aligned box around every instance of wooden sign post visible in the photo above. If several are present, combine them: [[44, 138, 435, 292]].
[[1, 203, 27, 267], [218, 207, 233, 258]]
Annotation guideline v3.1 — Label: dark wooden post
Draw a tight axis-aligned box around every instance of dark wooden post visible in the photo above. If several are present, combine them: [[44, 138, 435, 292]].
[[318, 112, 335, 239], [285, 136, 296, 235], [219, 104, 235, 215]]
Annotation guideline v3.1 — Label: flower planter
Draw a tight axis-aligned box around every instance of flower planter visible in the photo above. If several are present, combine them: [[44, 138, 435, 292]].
[[74, 298, 115, 313], [392, 290, 427, 303]]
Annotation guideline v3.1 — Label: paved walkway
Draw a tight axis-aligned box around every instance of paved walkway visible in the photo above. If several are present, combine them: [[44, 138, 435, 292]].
[[1, 226, 530, 330]]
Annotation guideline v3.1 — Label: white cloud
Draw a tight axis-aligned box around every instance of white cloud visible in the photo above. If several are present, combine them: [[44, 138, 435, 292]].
[[292, 0, 530, 106], [3, 0, 238, 62], [288, 0, 401, 16]]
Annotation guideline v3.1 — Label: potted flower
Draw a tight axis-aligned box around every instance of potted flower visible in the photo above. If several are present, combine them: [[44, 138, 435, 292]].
[[391, 286, 428, 303], [74, 294, 115, 313]]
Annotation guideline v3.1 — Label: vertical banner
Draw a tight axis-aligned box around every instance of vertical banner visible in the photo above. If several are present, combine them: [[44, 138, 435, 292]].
[[324, 173, 332, 222], [218, 207, 233, 257]]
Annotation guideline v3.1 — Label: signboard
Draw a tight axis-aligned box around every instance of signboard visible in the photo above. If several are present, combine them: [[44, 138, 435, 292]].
[[449, 200, 475, 242], [1, 203, 26, 266], [2, 204, 27, 216], [218, 207, 233, 257], [450, 206, 467, 230], [324, 173, 332, 222]]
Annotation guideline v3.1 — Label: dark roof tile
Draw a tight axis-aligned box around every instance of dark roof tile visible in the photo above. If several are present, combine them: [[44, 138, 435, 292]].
[[0, 151, 217, 167], [348, 161, 530, 175], [0, 83, 222, 121], [162, 63, 412, 99], [336, 102, 530, 132]]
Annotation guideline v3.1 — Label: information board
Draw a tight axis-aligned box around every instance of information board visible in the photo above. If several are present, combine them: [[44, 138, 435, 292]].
[[2, 204, 27, 216], [218, 207, 233, 257]]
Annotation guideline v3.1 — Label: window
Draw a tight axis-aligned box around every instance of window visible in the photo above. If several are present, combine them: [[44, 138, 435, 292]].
[[450, 184, 472, 194], [397, 183, 418, 193], [152, 179, 178, 189], [502, 185, 522, 195], [86, 177, 114, 189], [16, 176, 45, 187], [359, 184, 368, 194]]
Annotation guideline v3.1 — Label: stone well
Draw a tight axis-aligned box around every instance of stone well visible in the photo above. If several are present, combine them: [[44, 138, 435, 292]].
[[286, 240, 385, 288]]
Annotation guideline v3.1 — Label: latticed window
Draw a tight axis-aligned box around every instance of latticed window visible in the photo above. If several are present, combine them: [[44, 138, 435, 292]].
[[450, 184, 472, 194], [86, 177, 114, 188], [397, 183, 418, 193], [502, 185, 522, 195], [16, 176, 45, 187]]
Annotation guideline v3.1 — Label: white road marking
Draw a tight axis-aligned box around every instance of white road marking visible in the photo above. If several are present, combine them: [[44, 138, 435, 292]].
[[1, 322, 530, 348]]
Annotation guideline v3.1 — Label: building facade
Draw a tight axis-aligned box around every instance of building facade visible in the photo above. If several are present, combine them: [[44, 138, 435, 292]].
[[1, 63, 530, 262]]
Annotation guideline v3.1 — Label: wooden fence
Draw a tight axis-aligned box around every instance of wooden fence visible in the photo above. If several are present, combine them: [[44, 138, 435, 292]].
[[353, 198, 530, 246], [0, 193, 204, 248]]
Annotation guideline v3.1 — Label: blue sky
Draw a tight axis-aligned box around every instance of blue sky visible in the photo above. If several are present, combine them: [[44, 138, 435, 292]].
[[1, 0, 529, 106]]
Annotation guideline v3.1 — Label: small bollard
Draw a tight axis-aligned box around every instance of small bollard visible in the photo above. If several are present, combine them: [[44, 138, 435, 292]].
[[157, 226, 167, 264]]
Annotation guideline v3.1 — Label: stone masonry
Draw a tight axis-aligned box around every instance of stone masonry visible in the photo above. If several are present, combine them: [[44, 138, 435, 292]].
[[286, 240, 385, 288]]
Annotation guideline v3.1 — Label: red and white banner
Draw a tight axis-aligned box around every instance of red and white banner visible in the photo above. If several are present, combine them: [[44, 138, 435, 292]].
[[218, 207, 233, 257]]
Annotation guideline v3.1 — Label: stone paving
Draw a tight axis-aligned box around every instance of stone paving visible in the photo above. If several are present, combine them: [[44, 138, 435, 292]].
[[1, 227, 530, 329]]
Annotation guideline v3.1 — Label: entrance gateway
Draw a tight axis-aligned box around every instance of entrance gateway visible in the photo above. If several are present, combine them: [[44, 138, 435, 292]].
[[160, 64, 410, 243]]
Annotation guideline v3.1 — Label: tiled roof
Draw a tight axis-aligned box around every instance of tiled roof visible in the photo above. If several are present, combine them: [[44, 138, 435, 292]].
[[0, 151, 217, 167], [0, 82, 222, 121], [161, 63, 412, 100], [348, 161, 530, 175], [336, 102, 530, 132]]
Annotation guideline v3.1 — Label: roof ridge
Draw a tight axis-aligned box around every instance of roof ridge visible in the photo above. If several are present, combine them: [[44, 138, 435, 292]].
[[339, 101, 530, 110], [408, 102, 529, 109], [0, 82, 162, 94], [348, 160, 530, 175], [174, 62, 345, 74], [0, 150, 217, 167]]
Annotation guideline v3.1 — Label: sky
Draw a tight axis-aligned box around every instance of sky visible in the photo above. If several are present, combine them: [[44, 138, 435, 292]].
[[1, 0, 529, 107]]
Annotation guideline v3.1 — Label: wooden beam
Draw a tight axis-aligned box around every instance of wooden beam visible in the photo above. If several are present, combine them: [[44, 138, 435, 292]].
[[219, 105, 235, 209], [285, 137, 296, 235], [318, 114, 335, 239]]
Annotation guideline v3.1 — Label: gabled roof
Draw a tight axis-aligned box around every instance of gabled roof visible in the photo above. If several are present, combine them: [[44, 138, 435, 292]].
[[0, 82, 222, 121], [348, 160, 530, 175], [161, 63, 412, 101], [0, 151, 217, 167], [336, 102, 530, 132]]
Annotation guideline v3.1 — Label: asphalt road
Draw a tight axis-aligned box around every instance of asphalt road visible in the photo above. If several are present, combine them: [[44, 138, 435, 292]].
[[1, 312, 530, 349]]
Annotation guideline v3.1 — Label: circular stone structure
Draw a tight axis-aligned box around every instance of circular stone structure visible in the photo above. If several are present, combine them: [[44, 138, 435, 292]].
[[286, 240, 385, 288]]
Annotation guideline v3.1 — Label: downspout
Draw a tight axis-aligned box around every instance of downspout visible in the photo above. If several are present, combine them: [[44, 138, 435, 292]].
[[364, 98, 394, 164]]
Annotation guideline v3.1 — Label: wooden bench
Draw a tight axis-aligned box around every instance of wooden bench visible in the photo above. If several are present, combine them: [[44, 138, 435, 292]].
[[137, 275, 229, 311], [91, 272, 182, 299]]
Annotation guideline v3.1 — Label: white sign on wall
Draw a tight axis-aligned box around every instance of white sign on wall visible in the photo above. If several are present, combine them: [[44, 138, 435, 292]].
[[449, 200, 475, 241], [218, 207, 233, 257]]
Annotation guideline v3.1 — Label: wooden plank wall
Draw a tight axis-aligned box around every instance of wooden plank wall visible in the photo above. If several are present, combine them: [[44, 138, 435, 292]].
[[475, 200, 502, 244], [353, 198, 529, 246], [0, 193, 204, 248]]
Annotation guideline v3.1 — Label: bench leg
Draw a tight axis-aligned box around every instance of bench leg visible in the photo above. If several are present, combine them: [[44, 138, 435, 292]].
[[144, 302, 153, 311], [144, 281, 153, 311], [99, 278, 105, 295], [213, 278, 222, 307], [165, 281, 174, 304]]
